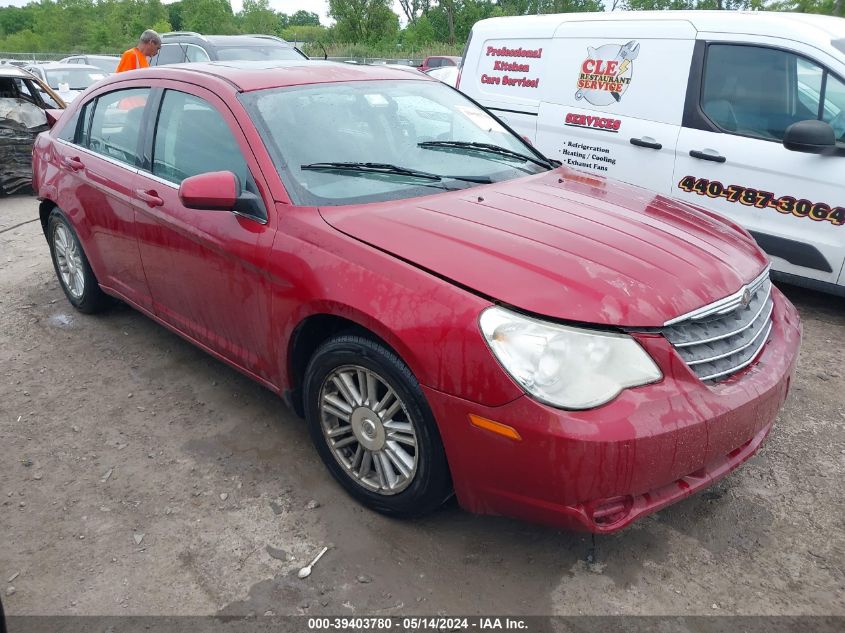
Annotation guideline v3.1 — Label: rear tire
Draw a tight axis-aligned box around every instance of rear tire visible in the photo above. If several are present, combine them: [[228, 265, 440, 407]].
[[47, 208, 108, 314], [303, 334, 452, 518]]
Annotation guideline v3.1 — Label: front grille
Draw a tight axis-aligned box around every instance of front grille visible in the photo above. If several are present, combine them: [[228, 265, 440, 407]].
[[659, 267, 773, 382]]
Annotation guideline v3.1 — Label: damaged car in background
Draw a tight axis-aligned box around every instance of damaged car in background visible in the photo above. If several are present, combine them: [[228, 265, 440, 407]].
[[0, 65, 64, 196]]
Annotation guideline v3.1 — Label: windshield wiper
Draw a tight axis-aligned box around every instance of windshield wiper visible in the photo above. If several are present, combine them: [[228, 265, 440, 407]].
[[300, 162, 492, 184], [418, 141, 556, 169]]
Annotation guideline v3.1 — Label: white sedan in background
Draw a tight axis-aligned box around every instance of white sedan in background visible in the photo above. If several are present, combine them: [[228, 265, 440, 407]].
[[24, 62, 106, 103], [425, 65, 459, 87]]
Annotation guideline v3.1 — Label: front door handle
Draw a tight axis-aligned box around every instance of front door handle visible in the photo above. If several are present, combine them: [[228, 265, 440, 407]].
[[135, 189, 164, 207], [689, 149, 726, 163], [630, 137, 662, 150], [62, 156, 84, 171]]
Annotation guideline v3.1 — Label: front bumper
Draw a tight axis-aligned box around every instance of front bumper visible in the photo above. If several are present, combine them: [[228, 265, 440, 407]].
[[426, 286, 801, 532]]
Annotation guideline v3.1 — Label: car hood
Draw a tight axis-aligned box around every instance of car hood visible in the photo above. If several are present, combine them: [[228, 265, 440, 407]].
[[318, 169, 769, 327]]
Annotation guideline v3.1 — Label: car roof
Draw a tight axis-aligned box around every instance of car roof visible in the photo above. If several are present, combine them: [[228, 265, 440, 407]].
[[37, 62, 102, 70], [204, 35, 295, 47], [0, 65, 30, 79], [113, 60, 435, 93], [474, 10, 845, 48], [161, 33, 296, 48], [62, 54, 119, 60]]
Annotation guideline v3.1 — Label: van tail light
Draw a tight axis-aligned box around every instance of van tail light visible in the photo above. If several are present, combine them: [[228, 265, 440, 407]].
[[45, 109, 63, 129], [455, 67, 463, 89]]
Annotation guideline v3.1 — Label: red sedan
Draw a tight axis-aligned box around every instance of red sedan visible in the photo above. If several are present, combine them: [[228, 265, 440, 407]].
[[32, 61, 801, 532], [417, 55, 461, 73]]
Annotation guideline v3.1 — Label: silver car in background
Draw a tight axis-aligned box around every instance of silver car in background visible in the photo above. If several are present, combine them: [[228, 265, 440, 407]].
[[24, 62, 106, 103]]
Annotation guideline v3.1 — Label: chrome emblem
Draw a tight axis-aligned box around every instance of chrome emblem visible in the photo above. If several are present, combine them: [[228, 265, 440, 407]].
[[740, 287, 752, 308]]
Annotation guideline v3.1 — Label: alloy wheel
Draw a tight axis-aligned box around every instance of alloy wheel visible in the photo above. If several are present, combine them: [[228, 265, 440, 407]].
[[319, 364, 419, 495], [53, 224, 85, 299]]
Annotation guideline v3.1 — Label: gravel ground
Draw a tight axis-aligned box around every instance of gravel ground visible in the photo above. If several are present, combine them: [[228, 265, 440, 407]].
[[1, 195, 843, 618]]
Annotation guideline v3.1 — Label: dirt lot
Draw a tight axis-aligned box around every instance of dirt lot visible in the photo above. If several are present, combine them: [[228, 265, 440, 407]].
[[1, 195, 843, 619]]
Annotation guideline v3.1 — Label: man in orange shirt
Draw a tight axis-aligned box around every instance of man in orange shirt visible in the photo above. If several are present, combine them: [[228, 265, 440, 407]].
[[116, 30, 161, 73]]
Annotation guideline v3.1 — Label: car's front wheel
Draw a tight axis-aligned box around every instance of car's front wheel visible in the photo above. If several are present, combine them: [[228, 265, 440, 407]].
[[303, 334, 452, 517], [47, 208, 108, 313]]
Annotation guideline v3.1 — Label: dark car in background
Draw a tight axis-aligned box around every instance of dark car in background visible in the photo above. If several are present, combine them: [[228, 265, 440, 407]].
[[150, 31, 307, 65]]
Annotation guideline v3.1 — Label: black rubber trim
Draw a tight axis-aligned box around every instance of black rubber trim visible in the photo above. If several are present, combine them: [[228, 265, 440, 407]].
[[771, 270, 845, 297], [689, 149, 726, 163], [683, 40, 718, 133], [749, 231, 833, 273], [630, 137, 662, 150], [486, 106, 539, 117]]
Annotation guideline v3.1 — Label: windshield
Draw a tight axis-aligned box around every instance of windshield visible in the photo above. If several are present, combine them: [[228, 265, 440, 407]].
[[216, 45, 305, 61], [241, 79, 550, 205], [46, 68, 105, 90], [89, 58, 118, 73]]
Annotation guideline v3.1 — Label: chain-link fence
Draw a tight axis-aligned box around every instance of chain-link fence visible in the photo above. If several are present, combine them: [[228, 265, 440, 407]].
[[0, 52, 102, 62]]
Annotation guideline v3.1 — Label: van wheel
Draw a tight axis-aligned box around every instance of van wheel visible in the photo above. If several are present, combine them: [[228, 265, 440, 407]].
[[303, 334, 452, 517], [47, 208, 108, 314]]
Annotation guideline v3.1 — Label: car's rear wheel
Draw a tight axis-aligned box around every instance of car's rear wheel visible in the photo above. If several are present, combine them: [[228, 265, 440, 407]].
[[47, 208, 108, 313], [303, 334, 452, 517]]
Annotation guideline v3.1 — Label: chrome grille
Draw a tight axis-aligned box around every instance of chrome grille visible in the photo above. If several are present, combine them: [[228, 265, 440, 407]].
[[660, 267, 773, 382]]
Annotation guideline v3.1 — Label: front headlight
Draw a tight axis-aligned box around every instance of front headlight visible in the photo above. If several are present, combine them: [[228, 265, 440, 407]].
[[479, 306, 662, 410]]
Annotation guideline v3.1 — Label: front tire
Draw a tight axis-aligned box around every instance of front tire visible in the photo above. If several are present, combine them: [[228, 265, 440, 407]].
[[303, 334, 452, 517], [47, 208, 108, 313]]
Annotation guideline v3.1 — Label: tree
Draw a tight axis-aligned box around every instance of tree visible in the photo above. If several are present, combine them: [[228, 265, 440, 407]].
[[0, 6, 35, 37], [328, 0, 399, 43], [240, 0, 278, 34], [497, 0, 604, 13], [401, 13, 437, 45], [168, 1, 185, 31], [180, 0, 237, 34], [397, 0, 432, 24], [289, 10, 321, 26]]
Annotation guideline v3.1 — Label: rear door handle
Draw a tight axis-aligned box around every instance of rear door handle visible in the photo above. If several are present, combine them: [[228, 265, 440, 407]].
[[689, 149, 726, 163], [63, 156, 84, 171], [135, 189, 164, 207], [630, 137, 662, 150]]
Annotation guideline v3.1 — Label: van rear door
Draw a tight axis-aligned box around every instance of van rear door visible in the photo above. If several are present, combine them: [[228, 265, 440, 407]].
[[458, 21, 558, 143], [673, 35, 845, 289], [535, 20, 695, 195]]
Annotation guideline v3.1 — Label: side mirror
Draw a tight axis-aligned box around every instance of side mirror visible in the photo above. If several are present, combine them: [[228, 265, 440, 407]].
[[783, 120, 836, 154], [178, 171, 239, 210], [45, 108, 63, 128]]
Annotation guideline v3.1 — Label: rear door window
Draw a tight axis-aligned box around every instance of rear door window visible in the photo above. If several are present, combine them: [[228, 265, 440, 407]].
[[154, 44, 187, 66], [185, 45, 211, 62], [86, 88, 150, 166]]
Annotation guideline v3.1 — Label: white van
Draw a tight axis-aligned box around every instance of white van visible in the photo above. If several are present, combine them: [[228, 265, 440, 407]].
[[458, 11, 845, 295]]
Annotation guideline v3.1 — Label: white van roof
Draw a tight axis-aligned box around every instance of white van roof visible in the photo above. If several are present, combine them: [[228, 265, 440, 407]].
[[472, 11, 845, 52]]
